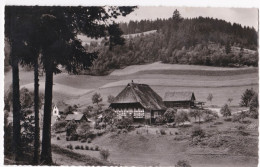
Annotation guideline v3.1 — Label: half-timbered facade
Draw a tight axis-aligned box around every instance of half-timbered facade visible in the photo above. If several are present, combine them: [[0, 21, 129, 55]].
[[110, 82, 166, 123]]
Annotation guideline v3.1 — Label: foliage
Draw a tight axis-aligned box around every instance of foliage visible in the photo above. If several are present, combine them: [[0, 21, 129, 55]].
[[102, 108, 117, 127], [175, 160, 192, 167], [220, 104, 231, 117], [107, 95, 115, 103], [249, 94, 258, 119], [189, 109, 204, 123], [175, 110, 190, 126], [100, 149, 110, 161], [20, 111, 35, 152], [203, 109, 219, 122], [4, 112, 13, 155], [64, 105, 77, 115], [116, 116, 133, 129], [66, 144, 73, 150], [92, 92, 103, 105], [160, 129, 166, 135], [240, 88, 256, 107], [65, 120, 78, 137], [164, 108, 177, 123], [207, 93, 213, 103], [77, 122, 91, 135], [53, 120, 67, 132], [155, 115, 167, 124], [191, 126, 205, 138]]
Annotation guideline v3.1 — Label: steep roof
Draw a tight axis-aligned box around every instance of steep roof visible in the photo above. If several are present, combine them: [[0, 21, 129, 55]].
[[65, 114, 85, 121], [164, 92, 196, 102], [110, 82, 165, 110]]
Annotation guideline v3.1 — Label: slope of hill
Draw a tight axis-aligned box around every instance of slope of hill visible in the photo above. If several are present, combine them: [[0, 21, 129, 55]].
[[4, 62, 258, 108]]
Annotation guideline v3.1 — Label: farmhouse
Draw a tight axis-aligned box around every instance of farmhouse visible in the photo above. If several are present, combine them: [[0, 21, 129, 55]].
[[163, 92, 196, 108], [65, 114, 88, 123], [109, 82, 166, 123]]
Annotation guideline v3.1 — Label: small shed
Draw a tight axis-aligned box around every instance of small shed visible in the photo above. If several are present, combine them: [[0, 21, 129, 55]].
[[65, 114, 87, 123], [164, 92, 196, 108]]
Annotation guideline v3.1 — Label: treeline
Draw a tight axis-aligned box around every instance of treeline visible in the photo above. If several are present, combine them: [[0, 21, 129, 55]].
[[83, 10, 258, 75]]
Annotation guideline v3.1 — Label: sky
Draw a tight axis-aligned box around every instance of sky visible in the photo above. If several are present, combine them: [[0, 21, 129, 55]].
[[116, 7, 258, 30]]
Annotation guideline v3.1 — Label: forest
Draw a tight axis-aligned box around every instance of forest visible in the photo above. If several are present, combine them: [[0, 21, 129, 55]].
[[81, 10, 258, 75]]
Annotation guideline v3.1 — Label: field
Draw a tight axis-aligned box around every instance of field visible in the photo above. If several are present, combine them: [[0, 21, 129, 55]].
[[4, 62, 259, 166], [4, 62, 258, 107], [52, 116, 258, 166]]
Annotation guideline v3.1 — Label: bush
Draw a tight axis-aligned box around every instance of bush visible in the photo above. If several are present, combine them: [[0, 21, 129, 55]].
[[87, 138, 92, 143], [122, 129, 128, 133], [57, 136, 60, 140], [117, 129, 121, 134], [75, 145, 80, 149], [95, 145, 99, 151], [66, 144, 73, 150], [100, 149, 110, 160], [66, 136, 69, 141], [224, 118, 232, 122], [213, 121, 223, 125], [85, 145, 89, 150], [53, 120, 67, 132], [81, 139, 86, 143], [191, 126, 205, 138], [90, 147, 94, 151], [81, 145, 84, 150], [175, 160, 191, 167], [160, 129, 166, 135]]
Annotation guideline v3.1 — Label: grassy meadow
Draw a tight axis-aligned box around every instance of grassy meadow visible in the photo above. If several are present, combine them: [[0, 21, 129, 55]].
[[4, 62, 258, 108]]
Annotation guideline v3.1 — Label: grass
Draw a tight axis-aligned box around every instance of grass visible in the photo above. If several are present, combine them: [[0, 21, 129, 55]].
[[4, 62, 258, 108], [52, 144, 114, 166]]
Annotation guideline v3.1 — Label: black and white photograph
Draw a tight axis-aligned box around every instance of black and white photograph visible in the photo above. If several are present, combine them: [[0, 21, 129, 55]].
[[2, 3, 259, 167]]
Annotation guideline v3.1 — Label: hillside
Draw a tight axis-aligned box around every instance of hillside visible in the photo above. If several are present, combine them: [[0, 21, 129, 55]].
[[5, 62, 257, 109]]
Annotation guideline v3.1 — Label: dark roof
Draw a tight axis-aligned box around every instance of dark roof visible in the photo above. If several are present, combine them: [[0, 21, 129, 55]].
[[110, 82, 165, 110], [65, 114, 85, 121], [164, 92, 196, 102]]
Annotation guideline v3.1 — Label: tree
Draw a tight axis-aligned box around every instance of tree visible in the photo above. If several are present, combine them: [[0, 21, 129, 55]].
[[227, 98, 233, 105], [240, 88, 256, 107], [102, 108, 117, 127], [164, 108, 177, 123], [207, 93, 213, 104], [175, 111, 190, 126], [37, 7, 135, 164], [220, 104, 231, 117], [107, 95, 115, 104], [225, 41, 231, 54], [249, 94, 258, 118], [92, 92, 103, 106]]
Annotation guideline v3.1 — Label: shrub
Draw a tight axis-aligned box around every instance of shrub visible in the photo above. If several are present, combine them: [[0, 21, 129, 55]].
[[100, 149, 110, 160], [85, 145, 89, 150], [75, 145, 80, 149], [81, 145, 84, 150], [160, 129, 166, 135], [175, 160, 191, 167], [53, 120, 67, 132], [122, 129, 128, 133], [191, 126, 205, 138], [57, 136, 60, 140], [213, 121, 223, 125], [90, 147, 94, 151], [66, 144, 73, 150], [116, 116, 133, 129], [95, 145, 99, 151], [87, 138, 92, 143], [224, 118, 232, 122], [175, 132, 179, 135], [66, 136, 69, 141], [81, 139, 86, 143], [117, 129, 121, 134]]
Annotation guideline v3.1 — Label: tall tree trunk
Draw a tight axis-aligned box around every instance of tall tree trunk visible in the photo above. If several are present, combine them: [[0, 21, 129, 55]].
[[33, 57, 40, 164], [40, 61, 53, 164], [12, 54, 22, 161]]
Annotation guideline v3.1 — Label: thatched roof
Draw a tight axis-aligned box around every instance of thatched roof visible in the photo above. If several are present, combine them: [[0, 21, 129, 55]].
[[164, 92, 196, 102], [65, 114, 85, 121], [110, 82, 165, 110]]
